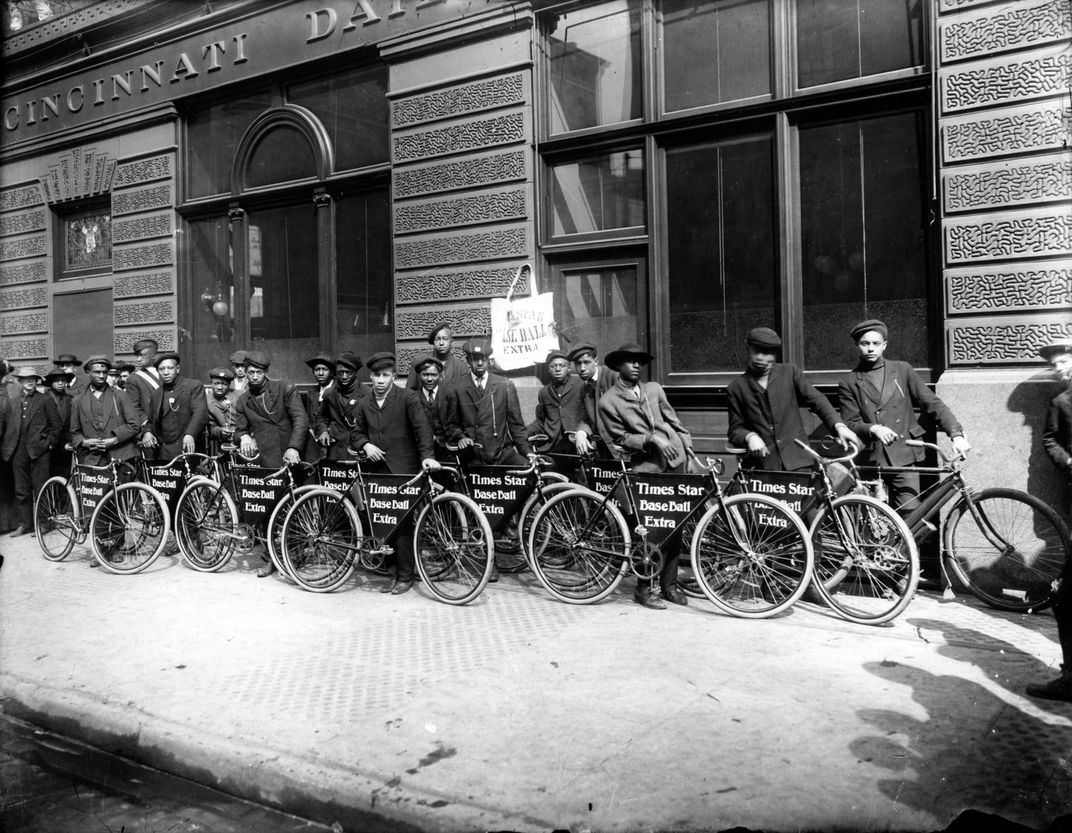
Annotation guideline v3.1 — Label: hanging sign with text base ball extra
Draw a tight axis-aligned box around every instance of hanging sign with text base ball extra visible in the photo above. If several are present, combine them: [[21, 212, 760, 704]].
[[464, 465, 537, 535]]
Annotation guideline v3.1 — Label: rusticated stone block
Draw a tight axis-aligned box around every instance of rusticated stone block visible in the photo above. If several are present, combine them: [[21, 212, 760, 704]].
[[396, 305, 490, 341], [114, 328, 175, 354], [0, 209, 46, 238], [113, 241, 173, 271], [113, 154, 173, 188], [945, 210, 1072, 263], [943, 154, 1072, 213], [0, 235, 47, 261], [113, 211, 173, 243], [394, 186, 529, 235], [947, 314, 1072, 365], [392, 72, 528, 128], [111, 182, 174, 216], [941, 47, 1072, 113], [940, 0, 1071, 63], [0, 183, 43, 212], [396, 263, 530, 304], [395, 343, 468, 375], [939, 0, 992, 8], [393, 110, 529, 164], [0, 285, 48, 311], [394, 148, 530, 200], [395, 224, 530, 270], [0, 336, 47, 359], [1, 311, 48, 335], [946, 261, 1072, 314], [0, 260, 47, 286], [114, 298, 175, 327], [114, 270, 174, 299], [942, 100, 1072, 163]]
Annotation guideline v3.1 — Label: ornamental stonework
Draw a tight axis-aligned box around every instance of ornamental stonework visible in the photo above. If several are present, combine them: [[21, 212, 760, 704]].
[[940, 0, 1071, 63], [948, 317, 1072, 365], [0, 184, 43, 212], [943, 155, 1072, 213], [1, 311, 47, 335], [0, 336, 47, 359], [946, 263, 1072, 314], [392, 72, 527, 128], [396, 306, 490, 341], [113, 154, 173, 189], [113, 241, 174, 271], [396, 264, 530, 304], [395, 344, 467, 375], [942, 49, 1072, 112], [394, 187, 528, 235], [394, 149, 529, 199], [0, 260, 46, 286], [0, 286, 48, 311], [395, 225, 529, 269], [0, 235, 47, 261], [114, 271, 174, 299], [114, 328, 175, 354], [939, 0, 991, 8], [0, 209, 46, 238], [393, 111, 528, 164], [942, 101, 1072, 162], [945, 212, 1072, 263], [111, 183, 174, 216], [114, 299, 176, 327], [113, 212, 173, 244]]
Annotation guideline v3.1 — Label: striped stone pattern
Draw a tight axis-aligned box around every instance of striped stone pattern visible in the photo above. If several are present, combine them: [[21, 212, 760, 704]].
[[0, 178, 48, 362], [937, 3, 1072, 365], [391, 63, 536, 368], [111, 150, 178, 358]]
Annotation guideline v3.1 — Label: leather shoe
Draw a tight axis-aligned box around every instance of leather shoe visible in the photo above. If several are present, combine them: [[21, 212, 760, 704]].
[[390, 580, 413, 595], [489, 564, 500, 583], [1026, 671, 1072, 702], [380, 578, 398, 594], [9, 526, 31, 538], [256, 561, 276, 578], [634, 589, 666, 610], [663, 587, 688, 606]]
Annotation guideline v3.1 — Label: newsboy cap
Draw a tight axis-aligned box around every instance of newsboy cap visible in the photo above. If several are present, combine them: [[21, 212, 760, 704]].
[[84, 355, 113, 371], [209, 366, 235, 381], [335, 351, 362, 371], [745, 327, 782, 350], [243, 350, 271, 370], [132, 338, 159, 354], [305, 351, 336, 370], [366, 352, 396, 372], [567, 341, 598, 363], [546, 349, 569, 364], [412, 355, 444, 374], [427, 322, 452, 344], [462, 339, 492, 358], [1039, 340, 1072, 362], [850, 319, 888, 341], [156, 352, 181, 366]]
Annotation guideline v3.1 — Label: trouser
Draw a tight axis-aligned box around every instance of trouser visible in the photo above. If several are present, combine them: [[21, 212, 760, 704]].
[[391, 521, 416, 583], [1054, 548, 1072, 670], [881, 469, 921, 516], [12, 444, 50, 529]]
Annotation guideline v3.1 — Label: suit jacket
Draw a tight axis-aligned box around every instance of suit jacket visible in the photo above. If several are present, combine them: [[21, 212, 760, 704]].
[[145, 377, 209, 459], [233, 379, 308, 468], [206, 390, 241, 441], [839, 359, 963, 467], [69, 387, 142, 463], [406, 352, 468, 393], [415, 384, 453, 451], [598, 379, 691, 473], [125, 367, 162, 431], [315, 382, 367, 461], [2, 390, 62, 461], [47, 390, 74, 445], [579, 366, 619, 444], [727, 364, 842, 471], [351, 386, 434, 474], [533, 374, 587, 447], [446, 373, 532, 464], [1043, 388, 1072, 471], [302, 382, 334, 462]]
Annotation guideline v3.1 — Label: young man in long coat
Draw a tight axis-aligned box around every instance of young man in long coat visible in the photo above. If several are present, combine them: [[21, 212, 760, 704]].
[[315, 351, 365, 461], [140, 352, 209, 461], [44, 369, 75, 478], [205, 366, 239, 453], [69, 356, 142, 466], [568, 341, 618, 457], [411, 355, 453, 461], [406, 322, 467, 393], [2, 367, 62, 536]]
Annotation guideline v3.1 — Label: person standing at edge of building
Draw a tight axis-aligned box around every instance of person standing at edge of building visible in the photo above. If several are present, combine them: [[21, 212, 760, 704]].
[[140, 352, 209, 461], [232, 350, 307, 578], [407, 322, 467, 392], [350, 352, 438, 595], [0, 360, 16, 535], [2, 367, 62, 537], [303, 351, 335, 463], [205, 366, 239, 454], [315, 351, 365, 460], [598, 343, 693, 610], [838, 319, 970, 514], [1026, 340, 1072, 702], [44, 369, 75, 479], [124, 338, 162, 436], [569, 341, 619, 457]]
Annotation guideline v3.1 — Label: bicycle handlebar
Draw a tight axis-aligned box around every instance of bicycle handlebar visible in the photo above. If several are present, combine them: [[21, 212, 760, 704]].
[[905, 438, 963, 464], [793, 438, 860, 466]]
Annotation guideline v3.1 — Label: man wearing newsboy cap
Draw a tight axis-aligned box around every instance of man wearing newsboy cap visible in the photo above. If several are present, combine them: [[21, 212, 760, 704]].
[[69, 356, 142, 468]]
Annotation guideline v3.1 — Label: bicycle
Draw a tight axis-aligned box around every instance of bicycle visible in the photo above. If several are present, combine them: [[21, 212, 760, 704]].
[[279, 461, 494, 604], [856, 439, 1069, 613], [525, 452, 814, 617], [35, 448, 172, 574]]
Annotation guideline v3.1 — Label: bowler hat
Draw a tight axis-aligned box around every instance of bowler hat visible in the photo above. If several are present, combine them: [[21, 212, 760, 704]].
[[335, 351, 362, 371], [13, 366, 42, 380], [604, 343, 654, 369], [850, 319, 888, 342], [366, 351, 396, 372], [132, 338, 159, 354], [209, 366, 235, 381], [1039, 340, 1072, 362], [413, 355, 444, 374], [83, 354, 113, 371], [305, 351, 336, 370], [53, 353, 82, 367], [44, 370, 74, 384], [567, 341, 598, 363], [746, 327, 782, 350], [427, 322, 452, 344], [462, 339, 492, 358], [243, 350, 271, 370]]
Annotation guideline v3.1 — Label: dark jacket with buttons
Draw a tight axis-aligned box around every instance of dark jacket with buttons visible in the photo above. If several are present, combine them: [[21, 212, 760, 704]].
[[2, 390, 62, 462], [233, 379, 308, 468], [350, 386, 434, 474], [1043, 388, 1072, 472]]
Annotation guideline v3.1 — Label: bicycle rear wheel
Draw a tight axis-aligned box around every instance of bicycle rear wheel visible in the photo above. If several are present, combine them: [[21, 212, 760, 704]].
[[527, 489, 631, 604], [280, 488, 360, 592], [414, 492, 494, 605], [89, 483, 171, 574], [35, 477, 81, 561], [175, 479, 238, 572], [690, 494, 813, 618], [809, 494, 918, 625], [945, 487, 1069, 612]]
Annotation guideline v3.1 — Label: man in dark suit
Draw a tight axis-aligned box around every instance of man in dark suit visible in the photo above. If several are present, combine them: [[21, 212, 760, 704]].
[[124, 338, 162, 434], [205, 366, 239, 453], [2, 367, 62, 536], [140, 352, 209, 461], [838, 319, 970, 512], [411, 354, 453, 460], [350, 352, 438, 595], [315, 351, 365, 461], [529, 349, 588, 454], [44, 369, 75, 478], [727, 327, 858, 472], [406, 322, 467, 393], [69, 356, 142, 466], [303, 351, 335, 463], [568, 341, 618, 457], [1027, 340, 1072, 702]]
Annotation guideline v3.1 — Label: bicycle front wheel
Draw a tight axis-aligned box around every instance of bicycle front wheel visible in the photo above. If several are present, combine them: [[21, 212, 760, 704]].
[[809, 494, 919, 625], [280, 489, 360, 593], [414, 492, 494, 605], [89, 483, 171, 574], [690, 494, 813, 618], [945, 487, 1070, 612], [175, 479, 238, 572], [35, 477, 80, 561], [526, 489, 631, 604]]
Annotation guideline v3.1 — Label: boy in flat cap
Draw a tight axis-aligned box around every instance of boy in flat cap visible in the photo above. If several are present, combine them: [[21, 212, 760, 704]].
[[44, 369, 75, 478], [53, 354, 86, 396], [530, 349, 589, 458], [407, 322, 467, 393], [303, 352, 336, 463], [69, 356, 142, 467], [315, 351, 366, 460], [412, 355, 453, 459], [350, 352, 438, 595], [229, 351, 249, 393], [140, 352, 208, 461], [568, 341, 618, 457], [2, 367, 62, 536], [205, 366, 239, 453], [839, 319, 969, 513], [727, 327, 858, 472]]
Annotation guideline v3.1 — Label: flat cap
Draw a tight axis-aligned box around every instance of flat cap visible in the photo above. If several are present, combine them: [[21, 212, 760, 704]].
[[427, 322, 452, 344], [567, 341, 598, 363], [208, 366, 235, 381], [305, 351, 336, 370], [412, 355, 444, 373], [132, 338, 159, 354], [335, 351, 362, 371], [113, 360, 132, 373], [546, 349, 569, 364], [1039, 340, 1072, 362], [243, 350, 271, 370], [156, 351, 181, 366], [745, 327, 782, 350], [604, 342, 654, 370], [229, 350, 247, 365], [850, 319, 888, 342], [366, 351, 396, 372], [53, 353, 82, 367], [462, 339, 492, 358], [84, 355, 113, 371]]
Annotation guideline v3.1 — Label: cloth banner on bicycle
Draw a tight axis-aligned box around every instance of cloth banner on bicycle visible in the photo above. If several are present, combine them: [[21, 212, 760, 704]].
[[363, 473, 422, 540], [234, 466, 304, 523], [631, 472, 710, 546], [489, 263, 558, 371], [581, 457, 624, 499], [74, 464, 114, 518], [465, 465, 537, 534], [144, 462, 189, 511], [732, 469, 820, 516]]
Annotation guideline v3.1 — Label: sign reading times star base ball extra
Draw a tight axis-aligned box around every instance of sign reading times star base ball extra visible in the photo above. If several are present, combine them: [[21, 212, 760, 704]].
[[737, 470, 819, 516], [145, 462, 189, 510], [76, 467, 113, 517], [234, 466, 311, 521], [464, 466, 536, 534], [631, 472, 710, 545], [362, 474, 421, 541]]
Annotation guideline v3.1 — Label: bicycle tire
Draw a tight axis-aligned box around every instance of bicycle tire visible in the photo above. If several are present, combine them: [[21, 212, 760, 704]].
[[174, 479, 238, 572], [690, 493, 814, 618], [517, 478, 587, 569], [678, 499, 718, 599], [526, 489, 631, 604], [944, 487, 1070, 612], [34, 477, 80, 561], [89, 482, 171, 574], [809, 494, 919, 625], [414, 492, 494, 605], [267, 484, 322, 579], [279, 488, 360, 592]]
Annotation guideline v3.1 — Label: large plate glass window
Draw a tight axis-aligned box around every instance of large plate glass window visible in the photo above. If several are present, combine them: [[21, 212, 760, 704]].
[[186, 92, 272, 199], [335, 189, 393, 361], [550, 148, 645, 237]]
